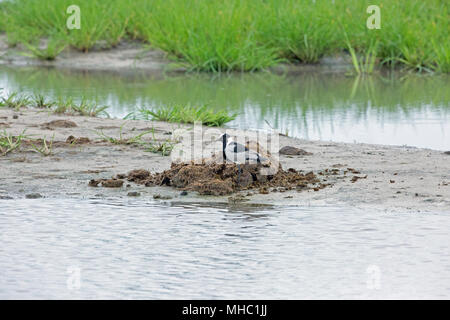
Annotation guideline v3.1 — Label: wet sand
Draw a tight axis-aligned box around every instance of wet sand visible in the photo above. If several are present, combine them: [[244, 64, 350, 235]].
[[1, 108, 449, 212]]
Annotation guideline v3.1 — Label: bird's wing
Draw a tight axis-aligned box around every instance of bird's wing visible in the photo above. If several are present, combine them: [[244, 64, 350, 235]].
[[229, 142, 249, 153]]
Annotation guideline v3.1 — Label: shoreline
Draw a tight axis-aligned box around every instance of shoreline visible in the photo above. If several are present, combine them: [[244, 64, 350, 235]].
[[0, 36, 358, 75], [1, 108, 449, 213]]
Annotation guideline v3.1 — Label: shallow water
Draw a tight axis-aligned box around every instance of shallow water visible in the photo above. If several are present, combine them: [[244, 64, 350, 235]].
[[1, 67, 449, 150], [1, 198, 450, 299], [2, 67, 450, 299]]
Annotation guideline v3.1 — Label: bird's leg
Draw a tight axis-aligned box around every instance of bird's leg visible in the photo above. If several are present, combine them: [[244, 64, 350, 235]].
[[238, 164, 241, 186]]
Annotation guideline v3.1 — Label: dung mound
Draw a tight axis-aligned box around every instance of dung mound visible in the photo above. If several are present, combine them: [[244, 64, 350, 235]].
[[122, 163, 331, 196]]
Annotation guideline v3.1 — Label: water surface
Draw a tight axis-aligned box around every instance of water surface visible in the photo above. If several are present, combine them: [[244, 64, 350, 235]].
[[2, 67, 450, 299], [1, 66, 449, 150], [1, 199, 450, 299]]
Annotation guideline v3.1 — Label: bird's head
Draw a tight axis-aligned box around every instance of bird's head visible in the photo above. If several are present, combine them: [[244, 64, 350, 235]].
[[218, 133, 230, 145]]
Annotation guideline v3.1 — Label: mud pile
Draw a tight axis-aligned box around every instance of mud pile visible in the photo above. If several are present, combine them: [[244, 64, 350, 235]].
[[122, 163, 331, 196]]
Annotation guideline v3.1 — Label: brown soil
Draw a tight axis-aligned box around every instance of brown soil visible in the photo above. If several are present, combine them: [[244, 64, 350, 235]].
[[120, 163, 332, 196], [41, 120, 78, 129], [66, 135, 91, 144], [89, 178, 124, 188], [279, 146, 313, 156]]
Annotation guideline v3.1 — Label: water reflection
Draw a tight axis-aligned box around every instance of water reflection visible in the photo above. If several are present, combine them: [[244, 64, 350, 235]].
[[1, 66, 449, 149], [1, 198, 450, 299]]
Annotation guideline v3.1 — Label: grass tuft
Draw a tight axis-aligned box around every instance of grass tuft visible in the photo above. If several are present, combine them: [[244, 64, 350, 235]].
[[1, 91, 111, 117], [32, 94, 55, 109], [30, 135, 54, 156], [0, 92, 31, 110], [22, 39, 66, 61], [95, 123, 152, 145], [0, 130, 28, 155], [128, 105, 236, 127], [71, 98, 110, 117], [347, 39, 379, 75]]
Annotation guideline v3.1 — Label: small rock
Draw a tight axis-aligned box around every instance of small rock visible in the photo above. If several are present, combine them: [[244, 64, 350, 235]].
[[42, 119, 77, 128], [180, 191, 188, 196], [11, 157, 27, 163], [259, 187, 269, 194], [102, 179, 124, 188], [153, 194, 173, 200], [444, 151, 450, 155], [89, 179, 101, 187], [350, 175, 367, 183], [279, 146, 313, 156], [228, 194, 249, 203], [127, 191, 141, 197], [26, 193, 42, 199]]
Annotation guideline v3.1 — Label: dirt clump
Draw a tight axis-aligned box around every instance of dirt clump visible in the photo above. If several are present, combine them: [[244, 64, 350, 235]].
[[42, 120, 77, 129], [66, 135, 90, 144], [188, 178, 234, 196], [25, 193, 42, 199], [351, 175, 368, 183], [121, 162, 332, 196], [127, 169, 151, 181], [89, 178, 124, 188], [279, 146, 313, 156]]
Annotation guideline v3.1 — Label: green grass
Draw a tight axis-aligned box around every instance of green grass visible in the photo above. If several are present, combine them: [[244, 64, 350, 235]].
[[0, 91, 110, 117], [32, 94, 55, 109], [70, 98, 110, 117], [141, 128, 175, 156], [30, 135, 54, 156], [21, 39, 66, 61], [0, 130, 28, 156], [95, 124, 173, 155], [126, 104, 237, 126], [145, 140, 174, 156], [0, 92, 31, 110], [95, 124, 152, 145], [0, 0, 448, 73], [347, 39, 379, 75]]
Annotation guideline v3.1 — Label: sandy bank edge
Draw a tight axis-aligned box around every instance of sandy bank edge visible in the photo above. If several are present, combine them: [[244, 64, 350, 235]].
[[0, 36, 354, 74], [1, 108, 449, 213]]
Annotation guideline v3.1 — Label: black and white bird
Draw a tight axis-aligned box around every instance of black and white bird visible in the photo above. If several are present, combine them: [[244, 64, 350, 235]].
[[219, 133, 267, 182]]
